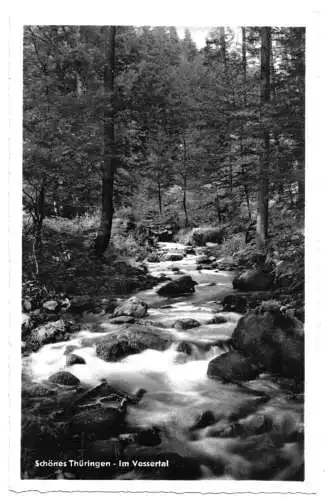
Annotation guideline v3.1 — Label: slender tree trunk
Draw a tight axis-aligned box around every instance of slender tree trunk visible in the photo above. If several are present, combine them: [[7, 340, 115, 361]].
[[242, 172, 252, 220], [241, 27, 247, 104], [216, 193, 222, 223], [256, 27, 271, 252], [32, 183, 45, 276], [219, 27, 227, 70], [182, 175, 189, 226], [229, 152, 233, 195], [181, 137, 189, 226], [94, 26, 116, 257], [240, 27, 251, 221], [158, 179, 162, 215]]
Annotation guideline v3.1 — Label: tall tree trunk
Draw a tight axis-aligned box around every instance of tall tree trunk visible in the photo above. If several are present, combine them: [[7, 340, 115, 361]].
[[158, 178, 162, 215], [32, 183, 45, 276], [219, 27, 227, 70], [216, 193, 222, 223], [181, 137, 189, 226], [94, 26, 116, 257], [240, 27, 251, 221], [241, 27, 247, 104], [182, 175, 189, 226], [256, 27, 271, 252]]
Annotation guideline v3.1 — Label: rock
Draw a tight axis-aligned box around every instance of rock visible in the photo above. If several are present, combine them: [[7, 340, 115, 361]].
[[233, 249, 266, 268], [23, 300, 32, 312], [110, 316, 136, 324], [217, 256, 234, 266], [192, 228, 225, 246], [222, 295, 247, 314], [233, 270, 274, 291], [147, 254, 160, 263], [206, 420, 238, 438], [196, 255, 213, 265], [275, 261, 304, 290], [112, 297, 148, 319], [185, 246, 196, 255], [173, 318, 201, 330], [42, 300, 59, 312], [48, 371, 80, 386], [155, 229, 173, 242], [22, 313, 32, 338], [70, 405, 124, 439], [232, 307, 304, 379], [29, 319, 70, 348], [190, 410, 216, 431], [64, 345, 79, 355], [22, 383, 56, 398], [176, 341, 193, 355], [163, 253, 184, 262], [207, 351, 261, 382], [95, 325, 172, 362], [156, 275, 198, 296], [136, 427, 161, 447], [238, 413, 273, 436], [206, 315, 227, 325], [66, 354, 86, 366], [69, 295, 95, 314]]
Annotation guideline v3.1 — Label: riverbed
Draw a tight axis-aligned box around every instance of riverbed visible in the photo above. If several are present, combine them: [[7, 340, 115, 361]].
[[22, 242, 304, 480]]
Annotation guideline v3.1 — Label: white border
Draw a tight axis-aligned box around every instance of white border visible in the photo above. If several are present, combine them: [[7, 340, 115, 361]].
[[7, 0, 327, 495]]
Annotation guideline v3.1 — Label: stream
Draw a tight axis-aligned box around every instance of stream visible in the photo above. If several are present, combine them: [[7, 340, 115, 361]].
[[22, 242, 304, 480]]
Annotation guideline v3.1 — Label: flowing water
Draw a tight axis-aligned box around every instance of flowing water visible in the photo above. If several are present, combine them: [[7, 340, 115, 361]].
[[23, 242, 304, 480]]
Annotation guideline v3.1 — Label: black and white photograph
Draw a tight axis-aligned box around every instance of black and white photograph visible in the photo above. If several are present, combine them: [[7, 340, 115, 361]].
[[18, 22, 306, 483], [8, 3, 325, 491]]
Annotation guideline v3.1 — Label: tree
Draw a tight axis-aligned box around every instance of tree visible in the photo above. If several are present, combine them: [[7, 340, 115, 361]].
[[94, 26, 117, 257], [256, 27, 271, 251]]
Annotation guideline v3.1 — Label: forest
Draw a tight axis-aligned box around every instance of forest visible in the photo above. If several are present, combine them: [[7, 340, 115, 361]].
[[21, 26, 305, 481]]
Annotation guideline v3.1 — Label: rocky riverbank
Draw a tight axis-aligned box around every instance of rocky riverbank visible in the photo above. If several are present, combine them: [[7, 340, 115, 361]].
[[21, 241, 304, 480]]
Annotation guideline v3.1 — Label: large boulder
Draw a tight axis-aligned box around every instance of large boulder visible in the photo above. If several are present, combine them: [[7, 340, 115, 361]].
[[70, 405, 124, 439], [207, 351, 261, 382], [48, 371, 81, 386], [196, 255, 214, 265], [232, 304, 304, 379], [206, 315, 228, 325], [156, 275, 198, 296], [233, 270, 273, 291], [173, 318, 201, 330], [68, 295, 96, 313], [110, 316, 136, 325], [28, 319, 73, 350], [69, 295, 117, 314], [274, 260, 304, 291], [233, 248, 266, 268], [112, 297, 148, 319], [222, 295, 248, 314], [66, 354, 86, 366], [95, 325, 172, 362], [192, 228, 225, 246], [162, 253, 184, 262]]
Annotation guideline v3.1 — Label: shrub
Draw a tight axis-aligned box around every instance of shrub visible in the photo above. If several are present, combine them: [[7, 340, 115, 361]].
[[220, 233, 246, 256]]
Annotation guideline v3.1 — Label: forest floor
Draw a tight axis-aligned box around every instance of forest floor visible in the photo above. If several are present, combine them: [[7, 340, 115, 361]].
[[22, 200, 304, 320]]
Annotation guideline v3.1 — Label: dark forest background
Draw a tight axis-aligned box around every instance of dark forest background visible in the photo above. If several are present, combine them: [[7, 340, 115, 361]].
[[22, 26, 304, 298]]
